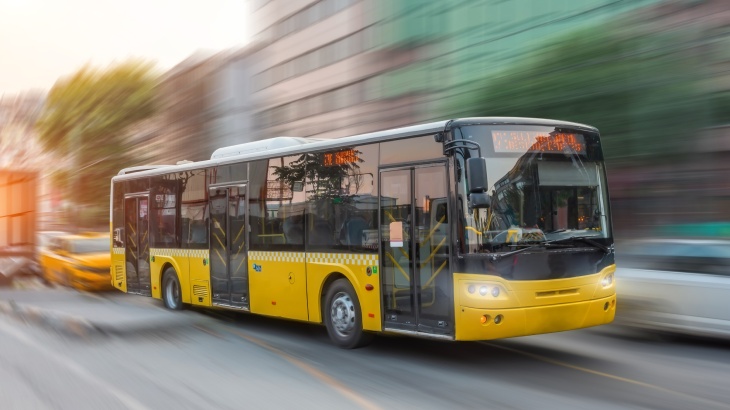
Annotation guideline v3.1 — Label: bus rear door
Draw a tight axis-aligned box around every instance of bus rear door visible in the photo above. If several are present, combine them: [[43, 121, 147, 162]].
[[208, 184, 249, 309], [124, 194, 151, 296]]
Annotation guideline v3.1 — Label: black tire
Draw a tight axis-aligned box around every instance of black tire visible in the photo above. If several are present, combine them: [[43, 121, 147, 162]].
[[162, 268, 184, 310], [324, 278, 373, 349]]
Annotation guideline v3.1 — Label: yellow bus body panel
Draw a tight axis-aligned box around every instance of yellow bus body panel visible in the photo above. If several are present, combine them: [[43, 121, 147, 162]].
[[454, 265, 616, 341], [249, 252, 308, 321], [187, 249, 211, 306], [305, 253, 381, 332], [111, 248, 127, 292], [150, 249, 191, 303]]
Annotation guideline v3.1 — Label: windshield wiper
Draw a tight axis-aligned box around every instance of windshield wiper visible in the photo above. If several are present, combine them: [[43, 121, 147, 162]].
[[489, 236, 610, 261]]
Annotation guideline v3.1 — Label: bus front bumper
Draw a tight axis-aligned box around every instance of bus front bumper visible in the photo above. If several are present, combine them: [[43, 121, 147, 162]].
[[455, 295, 616, 341]]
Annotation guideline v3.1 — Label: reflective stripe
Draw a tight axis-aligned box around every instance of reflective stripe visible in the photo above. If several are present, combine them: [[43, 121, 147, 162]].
[[249, 251, 305, 262], [307, 252, 378, 266], [148, 248, 210, 258]]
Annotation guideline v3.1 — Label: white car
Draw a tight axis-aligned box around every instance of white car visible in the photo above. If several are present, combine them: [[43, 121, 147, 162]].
[[615, 239, 730, 339]]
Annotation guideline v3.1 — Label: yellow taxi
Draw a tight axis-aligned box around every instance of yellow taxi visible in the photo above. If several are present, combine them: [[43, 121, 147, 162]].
[[40, 232, 112, 291]]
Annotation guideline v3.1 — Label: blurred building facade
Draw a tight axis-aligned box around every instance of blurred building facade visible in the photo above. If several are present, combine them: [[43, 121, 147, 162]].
[[0, 93, 65, 229], [145, 0, 730, 238], [248, 0, 422, 140], [246, 0, 666, 140], [0, 93, 46, 169], [155, 0, 668, 155], [603, 0, 730, 237]]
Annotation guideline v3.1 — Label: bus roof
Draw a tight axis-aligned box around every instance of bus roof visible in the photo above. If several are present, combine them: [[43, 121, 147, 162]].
[[112, 117, 597, 182]]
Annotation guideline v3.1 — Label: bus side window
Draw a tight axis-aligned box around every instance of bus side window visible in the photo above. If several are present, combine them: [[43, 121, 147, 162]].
[[435, 202, 448, 223], [282, 215, 303, 245], [190, 221, 207, 244], [340, 216, 369, 246]]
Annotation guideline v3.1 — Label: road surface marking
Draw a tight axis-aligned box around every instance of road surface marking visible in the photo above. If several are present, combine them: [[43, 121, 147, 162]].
[[193, 324, 226, 339], [228, 328, 382, 410], [0, 318, 151, 410], [482, 341, 730, 409]]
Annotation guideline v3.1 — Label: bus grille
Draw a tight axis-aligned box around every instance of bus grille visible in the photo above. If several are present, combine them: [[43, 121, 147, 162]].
[[536, 288, 578, 297], [115, 265, 124, 281], [193, 285, 208, 298]]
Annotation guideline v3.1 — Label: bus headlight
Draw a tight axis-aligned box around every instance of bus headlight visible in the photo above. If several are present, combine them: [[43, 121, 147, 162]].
[[601, 273, 614, 287], [466, 283, 505, 298]]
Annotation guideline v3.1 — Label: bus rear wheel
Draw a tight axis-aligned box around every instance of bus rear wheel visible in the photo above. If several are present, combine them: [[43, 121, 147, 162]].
[[162, 268, 184, 311], [324, 279, 373, 349]]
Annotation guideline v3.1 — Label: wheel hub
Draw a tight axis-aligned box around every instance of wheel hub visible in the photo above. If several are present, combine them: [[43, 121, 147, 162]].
[[165, 279, 179, 309], [330, 292, 355, 337]]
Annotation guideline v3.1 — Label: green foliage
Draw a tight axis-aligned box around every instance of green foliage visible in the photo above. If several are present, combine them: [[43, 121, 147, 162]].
[[461, 23, 718, 165], [36, 61, 158, 221], [271, 150, 364, 200]]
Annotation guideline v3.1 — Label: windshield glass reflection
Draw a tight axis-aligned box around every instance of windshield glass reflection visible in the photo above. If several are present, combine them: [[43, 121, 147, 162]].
[[455, 125, 610, 254]]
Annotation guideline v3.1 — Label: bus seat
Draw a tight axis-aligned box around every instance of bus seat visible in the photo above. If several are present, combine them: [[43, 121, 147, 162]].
[[283, 216, 304, 245], [285, 226, 304, 245], [342, 217, 368, 246], [309, 220, 333, 246]]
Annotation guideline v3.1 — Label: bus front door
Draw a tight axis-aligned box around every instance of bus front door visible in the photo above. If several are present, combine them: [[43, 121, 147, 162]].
[[380, 164, 452, 336], [208, 184, 249, 309], [124, 195, 151, 296]]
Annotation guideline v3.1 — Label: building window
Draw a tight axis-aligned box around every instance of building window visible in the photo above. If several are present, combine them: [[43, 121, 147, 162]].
[[255, 26, 373, 89]]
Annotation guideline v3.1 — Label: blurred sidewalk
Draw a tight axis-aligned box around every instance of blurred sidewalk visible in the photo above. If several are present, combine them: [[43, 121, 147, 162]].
[[0, 288, 206, 338]]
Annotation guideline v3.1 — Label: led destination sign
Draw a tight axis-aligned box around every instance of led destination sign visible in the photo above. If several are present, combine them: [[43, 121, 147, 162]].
[[323, 149, 359, 167], [491, 131, 586, 155]]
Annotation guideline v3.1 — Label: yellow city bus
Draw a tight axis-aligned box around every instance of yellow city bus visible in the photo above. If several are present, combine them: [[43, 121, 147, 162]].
[[110, 117, 616, 348]]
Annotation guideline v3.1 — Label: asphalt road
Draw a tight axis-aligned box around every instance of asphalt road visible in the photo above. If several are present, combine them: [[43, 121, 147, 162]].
[[0, 291, 728, 410]]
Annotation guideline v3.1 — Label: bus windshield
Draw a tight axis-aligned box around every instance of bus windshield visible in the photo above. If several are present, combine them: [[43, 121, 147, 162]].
[[455, 124, 611, 254]]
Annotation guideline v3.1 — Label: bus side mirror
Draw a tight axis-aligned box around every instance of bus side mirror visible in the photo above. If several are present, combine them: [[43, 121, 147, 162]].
[[469, 192, 490, 209], [466, 157, 488, 193], [466, 157, 490, 209]]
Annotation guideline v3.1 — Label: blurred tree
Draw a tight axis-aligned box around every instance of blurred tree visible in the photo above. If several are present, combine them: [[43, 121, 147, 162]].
[[461, 23, 717, 166], [36, 61, 158, 227], [271, 150, 364, 201]]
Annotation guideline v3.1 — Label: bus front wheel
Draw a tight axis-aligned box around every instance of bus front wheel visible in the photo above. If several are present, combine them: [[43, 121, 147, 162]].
[[162, 268, 184, 311], [324, 278, 372, 349]]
